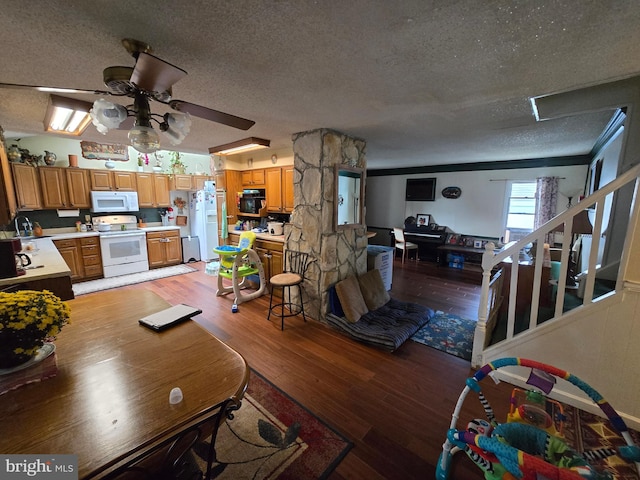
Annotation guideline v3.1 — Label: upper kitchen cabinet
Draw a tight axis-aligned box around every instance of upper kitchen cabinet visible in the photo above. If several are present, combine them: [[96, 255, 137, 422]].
[[89, 170, 112, 191], [137, 172, 171, 208], [90, 170, 137, 191], [39, 166, 91, 209], [153, 174, 171, 206], [193, 175, 212, 191], [265, 166, 294, 214], [39, 167, 69, 208], [65, 168, 91, 208], [113, 171, 137, 190], [171, 174, 192, 191], [12, 163, 42, 210], [0, 141, 18, 223], [241, 169, 265, 187]]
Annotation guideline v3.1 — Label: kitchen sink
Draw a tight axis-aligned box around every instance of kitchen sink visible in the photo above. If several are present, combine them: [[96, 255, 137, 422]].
[[16, 235, 52, 240]]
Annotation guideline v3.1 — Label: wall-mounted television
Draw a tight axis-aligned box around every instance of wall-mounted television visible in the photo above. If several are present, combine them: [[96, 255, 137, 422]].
[[405, 178, 437, 201]]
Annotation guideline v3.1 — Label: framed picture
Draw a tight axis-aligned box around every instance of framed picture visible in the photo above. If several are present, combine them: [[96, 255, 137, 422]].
[[474, 240, 483, 249], [416, 214, 431, 227], [80, 141, 129, 161]]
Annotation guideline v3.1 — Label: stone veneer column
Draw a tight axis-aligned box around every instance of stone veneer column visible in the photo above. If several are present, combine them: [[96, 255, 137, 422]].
[[286, 128, 368, 321]]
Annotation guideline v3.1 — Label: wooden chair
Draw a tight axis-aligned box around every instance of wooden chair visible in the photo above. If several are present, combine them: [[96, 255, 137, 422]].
[[268, 250, 311, 330], [393, 228, 418, 264]]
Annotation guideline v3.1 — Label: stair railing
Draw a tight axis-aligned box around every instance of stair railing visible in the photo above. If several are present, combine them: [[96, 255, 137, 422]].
[[472, 163, 640, 367]]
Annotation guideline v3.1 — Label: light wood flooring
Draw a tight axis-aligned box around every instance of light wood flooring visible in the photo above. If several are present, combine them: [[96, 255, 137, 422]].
[[96, 257, 514, 479]]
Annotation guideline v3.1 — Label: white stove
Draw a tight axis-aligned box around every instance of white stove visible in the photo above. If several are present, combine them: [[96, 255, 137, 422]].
[[92, 215, 149, 278]]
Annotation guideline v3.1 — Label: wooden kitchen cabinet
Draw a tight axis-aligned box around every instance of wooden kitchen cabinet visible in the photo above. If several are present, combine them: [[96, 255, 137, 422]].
[[113, 171, 137, 190], [136, 173, 171, 208], [153, 175, 171, 206], [12, 163, 42, 210], [90, 170, 137, 191], [241, 169, 265, 187], [53, 238, 83, 282], [65, 168, 91, 208], [171, 174, 192, 191], [136, 173, 154, 207], [54, 236, 104, 282], [89, 170, 113, 191], [146, 230, 182, 269], [79, 236, 103, 280], [227, 232, 283, 293], [265, 166, 294, 213], [0, 142, 18, 223], [40, 167, 91, 209], [193, 175, 212, 191], [255, 240, 284, 281], [39, 167, 68, 208]]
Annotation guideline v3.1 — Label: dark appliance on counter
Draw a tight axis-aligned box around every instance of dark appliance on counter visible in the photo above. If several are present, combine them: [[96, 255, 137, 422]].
[[239, 189, 266, 214], [0, 238, 26, 278]]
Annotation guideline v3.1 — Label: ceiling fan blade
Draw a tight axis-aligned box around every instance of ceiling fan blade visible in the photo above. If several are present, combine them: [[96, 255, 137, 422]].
[[169, 100, 255, 130], [130, 52, 187, 94], [0, 82, 113, 96]]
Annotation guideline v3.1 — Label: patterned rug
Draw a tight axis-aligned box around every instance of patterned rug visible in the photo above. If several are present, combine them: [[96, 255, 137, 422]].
[[410, 311, 476, 360], [72, 264, 198, 296], [562, 403, 640, 479], [192, 370, 352, 479]]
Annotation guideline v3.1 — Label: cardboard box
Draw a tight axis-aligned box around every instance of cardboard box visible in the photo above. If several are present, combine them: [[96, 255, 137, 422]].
[[367, 245, 394, 290]]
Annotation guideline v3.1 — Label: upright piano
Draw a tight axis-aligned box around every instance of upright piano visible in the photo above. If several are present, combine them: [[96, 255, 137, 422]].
[[403, 226, 449, 261]]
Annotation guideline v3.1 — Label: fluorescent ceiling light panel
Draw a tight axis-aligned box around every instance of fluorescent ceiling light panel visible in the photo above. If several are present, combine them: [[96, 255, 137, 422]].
[[44, 95, 93, 135], [208, 137, 270, 155]]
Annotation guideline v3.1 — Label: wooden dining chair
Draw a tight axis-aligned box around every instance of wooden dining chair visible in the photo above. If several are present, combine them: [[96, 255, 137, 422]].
[[393, 228, 419, 264]]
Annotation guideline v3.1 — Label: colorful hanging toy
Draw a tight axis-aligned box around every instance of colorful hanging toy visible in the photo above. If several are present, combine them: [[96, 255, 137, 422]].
[[436, 357, 640, 480]]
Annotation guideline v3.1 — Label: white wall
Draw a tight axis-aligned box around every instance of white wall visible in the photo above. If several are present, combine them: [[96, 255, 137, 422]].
[[365, 164, 589, 237]]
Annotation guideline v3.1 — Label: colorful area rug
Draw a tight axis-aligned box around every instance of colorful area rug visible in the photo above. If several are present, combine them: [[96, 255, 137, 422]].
[[410, 311, 476, 360], [562, 404, 640, 479], [192, 370, 352, 479], [72, 264, 198, 296]]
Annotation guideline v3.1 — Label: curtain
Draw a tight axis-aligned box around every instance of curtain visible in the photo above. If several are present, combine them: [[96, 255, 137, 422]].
[[534, 176, 558, 243]]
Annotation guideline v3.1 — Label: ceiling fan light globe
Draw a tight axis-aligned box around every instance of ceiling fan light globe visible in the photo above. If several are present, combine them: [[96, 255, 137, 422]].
[[161, 112, 191, 145], [90, 98, 127, 132], [129, 125, 160, 153]]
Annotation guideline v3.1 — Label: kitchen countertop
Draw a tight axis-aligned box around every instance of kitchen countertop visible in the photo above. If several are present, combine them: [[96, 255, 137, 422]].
[[0, 226, 182, 288], [0, 237, 71, 287], [228, 231, 285, 243], [40, 225, 181, 241]]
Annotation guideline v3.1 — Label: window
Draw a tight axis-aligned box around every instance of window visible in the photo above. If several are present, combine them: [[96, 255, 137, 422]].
[[504, 181, 537, 242]]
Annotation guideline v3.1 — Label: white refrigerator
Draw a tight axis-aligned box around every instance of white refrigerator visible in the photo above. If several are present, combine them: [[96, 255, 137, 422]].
[[189, 181, 219, 261]]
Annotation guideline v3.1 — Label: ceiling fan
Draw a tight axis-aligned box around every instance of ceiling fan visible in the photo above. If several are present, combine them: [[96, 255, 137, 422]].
[[0, 38, 255, 152]]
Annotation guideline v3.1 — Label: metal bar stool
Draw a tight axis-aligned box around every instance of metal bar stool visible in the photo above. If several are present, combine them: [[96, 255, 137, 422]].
[[268, 250, 311, 330]]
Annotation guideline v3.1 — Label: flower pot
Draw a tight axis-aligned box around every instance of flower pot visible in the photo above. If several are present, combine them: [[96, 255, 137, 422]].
[[0, 291, 70, 368], [0, 346, 34, 369]]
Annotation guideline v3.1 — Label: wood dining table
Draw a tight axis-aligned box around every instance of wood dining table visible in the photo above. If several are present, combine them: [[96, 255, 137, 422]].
[[0, 289, 250, 479]]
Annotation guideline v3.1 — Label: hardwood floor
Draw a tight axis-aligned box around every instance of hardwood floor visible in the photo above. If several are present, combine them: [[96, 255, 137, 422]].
[[103, 257, 515, 479]]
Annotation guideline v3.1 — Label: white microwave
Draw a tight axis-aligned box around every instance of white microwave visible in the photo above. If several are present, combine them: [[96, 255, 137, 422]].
[[91, 191, 139, 213]]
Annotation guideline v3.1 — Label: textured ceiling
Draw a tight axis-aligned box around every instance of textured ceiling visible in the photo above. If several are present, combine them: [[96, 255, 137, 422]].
[[1, 1, 639, 169]]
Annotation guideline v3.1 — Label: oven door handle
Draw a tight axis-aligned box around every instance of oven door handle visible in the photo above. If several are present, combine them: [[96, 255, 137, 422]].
[[101, 232, 147, 239]]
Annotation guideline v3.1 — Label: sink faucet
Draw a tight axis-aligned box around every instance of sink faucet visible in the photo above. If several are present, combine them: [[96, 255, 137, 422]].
[[14, 215, 33, 237]]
